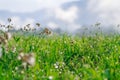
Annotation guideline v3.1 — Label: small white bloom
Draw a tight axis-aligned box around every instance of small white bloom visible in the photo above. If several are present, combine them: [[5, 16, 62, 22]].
[[21, 70, 24, 74], [15, 67, 18, 70], [49, 76, 53, 80], [54, 63, 58, 69]]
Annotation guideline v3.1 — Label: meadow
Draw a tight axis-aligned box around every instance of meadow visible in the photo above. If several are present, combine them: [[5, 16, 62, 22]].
[[0, 32, 120, 80], [0, 20, 120, 80]]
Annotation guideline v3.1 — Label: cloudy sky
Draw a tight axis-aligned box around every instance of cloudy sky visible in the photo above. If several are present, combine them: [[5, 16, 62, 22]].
[[0, 0, 120, 33]]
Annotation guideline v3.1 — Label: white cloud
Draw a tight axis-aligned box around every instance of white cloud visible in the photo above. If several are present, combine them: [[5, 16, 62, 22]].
[[55, 6, 79, 23], [47, 22, 59, 29], [12, 17, 35, 30], [87, 0, 120, 25], [67, 23, 81, 32], [52, 5, 80, 32], [0, 0, 79, 13], [0, 20, 5, 24]]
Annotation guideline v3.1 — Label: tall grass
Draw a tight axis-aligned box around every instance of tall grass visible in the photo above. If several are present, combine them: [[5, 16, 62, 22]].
[[0, 33, 120, 80]]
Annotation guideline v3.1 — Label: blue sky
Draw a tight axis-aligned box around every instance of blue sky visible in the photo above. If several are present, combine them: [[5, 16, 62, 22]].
[[0, 0, 120, 33]]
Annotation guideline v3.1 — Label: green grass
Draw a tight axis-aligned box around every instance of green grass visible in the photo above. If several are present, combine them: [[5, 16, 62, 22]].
[[0, 34, 120, 80]]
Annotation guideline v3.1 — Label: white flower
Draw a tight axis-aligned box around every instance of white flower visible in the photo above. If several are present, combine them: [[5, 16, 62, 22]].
[[15, 67, 18, 70], [54, 63, 58, 69], [21, 70, 24, 74], [49, 76, 53, 80]]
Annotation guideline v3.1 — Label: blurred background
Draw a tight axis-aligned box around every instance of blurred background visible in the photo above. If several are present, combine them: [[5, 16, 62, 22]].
[[0, 0, 120, 34]]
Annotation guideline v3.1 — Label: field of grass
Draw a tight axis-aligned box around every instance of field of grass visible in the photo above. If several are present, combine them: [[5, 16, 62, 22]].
[[0, 32, 120, 80]]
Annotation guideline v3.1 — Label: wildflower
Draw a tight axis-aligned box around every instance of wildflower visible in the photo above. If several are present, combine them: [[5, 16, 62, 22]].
[[8, 18, 12, 23], [54, 63, 59, 69], [4, 32, 12, 40], [36, 23, 40, 27], [48, 76, 53, 80], [15, 67, 18, 70], [21, 70, 24, 74], [26, 24, 30, 27], [18, 53, 35, 67], [7, 25, 13, 29], [43, 28, 52, 35]]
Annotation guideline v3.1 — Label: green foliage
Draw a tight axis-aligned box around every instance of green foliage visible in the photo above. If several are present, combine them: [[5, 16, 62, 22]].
[[0, 34, 120, 80]]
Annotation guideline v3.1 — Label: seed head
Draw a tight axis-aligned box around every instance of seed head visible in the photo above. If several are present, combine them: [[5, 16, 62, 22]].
[[36, 23, 40, 27], [43, 28, 52, 35], [4, 32, 12, 40], [18, 53, 35, 66], [8, 18, 12, 23]]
